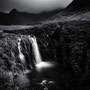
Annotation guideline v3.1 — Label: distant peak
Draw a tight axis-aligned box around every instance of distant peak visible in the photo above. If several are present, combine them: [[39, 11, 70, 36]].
[[10, 9, 18, 14]]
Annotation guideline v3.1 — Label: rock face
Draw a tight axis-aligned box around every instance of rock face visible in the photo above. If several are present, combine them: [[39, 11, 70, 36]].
[[0, 33, 34, 90], [32, 21, 90, 89]]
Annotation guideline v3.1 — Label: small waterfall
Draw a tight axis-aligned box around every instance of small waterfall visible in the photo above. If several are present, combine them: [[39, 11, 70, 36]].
[[28, 35, 57, 73], [17, 38, 26, 66], [28, 35, 42, 64], [17, 35, 58, 74]]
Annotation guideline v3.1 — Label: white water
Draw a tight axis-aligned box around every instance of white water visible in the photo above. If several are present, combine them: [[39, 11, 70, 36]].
[[29, 35, 42, 64], [28, 35, 57, 72], [17, 35, 57, 73], [17, 38, 26, 65]]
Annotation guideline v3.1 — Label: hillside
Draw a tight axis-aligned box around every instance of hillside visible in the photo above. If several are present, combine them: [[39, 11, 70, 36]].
[[0, 9, 63, 25], [2, 20, 90, 90], [66, 0, 90, 11], [43, 0, 90, 24]]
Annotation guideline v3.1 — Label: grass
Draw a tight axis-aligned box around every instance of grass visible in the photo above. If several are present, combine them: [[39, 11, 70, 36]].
[[0, 25, 33, 31]]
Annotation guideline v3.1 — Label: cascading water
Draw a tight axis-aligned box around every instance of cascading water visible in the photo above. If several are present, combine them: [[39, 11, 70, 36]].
[[17, 35, 58, 74], [17, 38, 26, 67], [28, 35, 58, 73], [28, 35, 42, 64]]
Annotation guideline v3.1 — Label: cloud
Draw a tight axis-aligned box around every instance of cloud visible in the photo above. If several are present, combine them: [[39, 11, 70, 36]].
[[1, 0, 73, 13]]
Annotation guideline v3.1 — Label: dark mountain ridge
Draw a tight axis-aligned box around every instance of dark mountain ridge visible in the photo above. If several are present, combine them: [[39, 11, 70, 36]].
[[0, 9, 63, 25], [43, 0, 90, 24], [66, 0, 90, 11]]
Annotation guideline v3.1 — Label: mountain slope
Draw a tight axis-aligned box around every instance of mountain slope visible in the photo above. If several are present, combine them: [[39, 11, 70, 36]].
[[0, 9, 63, 25], [43, 0, 90, 24], [66, 0, 90, 11]]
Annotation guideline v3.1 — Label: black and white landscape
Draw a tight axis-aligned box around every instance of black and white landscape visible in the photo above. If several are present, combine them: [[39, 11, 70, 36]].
[[0, 0, 90, 90]]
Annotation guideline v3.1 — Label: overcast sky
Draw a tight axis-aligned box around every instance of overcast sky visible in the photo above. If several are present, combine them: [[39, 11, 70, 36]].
[[0, 0, 73, 13]]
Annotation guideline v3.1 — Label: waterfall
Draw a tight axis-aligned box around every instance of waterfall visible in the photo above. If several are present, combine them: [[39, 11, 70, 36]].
[[17, 35, 58, 73], [17, 38, 26, 66], [28, 35, 42, 64], [28, 35, 57, 73]]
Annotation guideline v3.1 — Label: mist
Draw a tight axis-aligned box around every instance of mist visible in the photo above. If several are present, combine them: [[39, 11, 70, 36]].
[[0, 0, 73, 13]]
